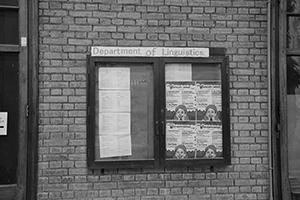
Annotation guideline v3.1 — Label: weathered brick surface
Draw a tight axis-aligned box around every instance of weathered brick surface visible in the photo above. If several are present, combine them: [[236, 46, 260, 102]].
[[38, 0, 269, 199]]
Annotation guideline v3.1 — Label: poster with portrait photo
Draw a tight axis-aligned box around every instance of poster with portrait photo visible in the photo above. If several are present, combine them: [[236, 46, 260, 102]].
[[195, 82, 222, 122], [165, 122, 196, 158], [195, 122, 222, 158], [165, 82, 196, 121]]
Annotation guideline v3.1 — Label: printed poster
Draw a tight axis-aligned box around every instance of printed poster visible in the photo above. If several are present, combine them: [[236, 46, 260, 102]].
[[166, 122, 196, 152], [99, 90, 130, 112], [99, 113, 130, 135], [166, 82, 196, 111], [196, 122, 222, 158], [164, 80, 223, 158], [98, 67, 132, 158], [99, 68, 130, 89], [196, 82, 221, 111], [99, 134, 132, 158]]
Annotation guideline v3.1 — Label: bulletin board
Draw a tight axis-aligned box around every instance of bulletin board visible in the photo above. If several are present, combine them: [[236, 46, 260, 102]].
[[94, 63, 154, 161], [87, 51, 230, 168], [164, 63, 223, 159]]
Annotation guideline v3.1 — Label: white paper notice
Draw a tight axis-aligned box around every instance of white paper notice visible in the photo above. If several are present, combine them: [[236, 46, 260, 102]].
[[166, 123, 183, 150], [99, 134, 132, 158], [196, 82, 221, 111], [166, 122, 196, 151], [98, 67, 132, 159], [165, 64, 192, 81], [196, 123, 222, 151], [196, 128, 211, 151], [212, 130, 222, 151], [196, 84, 212, 111], [99, 90, 130, 112], [0, 112, 8, 136], [165, 82, 196, 111], [99, 113, 130, 135], [99, 68, 130, 89]]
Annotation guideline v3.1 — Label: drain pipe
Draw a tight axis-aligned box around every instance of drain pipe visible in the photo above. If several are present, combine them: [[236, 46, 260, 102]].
[[267, 1, 274, 200]]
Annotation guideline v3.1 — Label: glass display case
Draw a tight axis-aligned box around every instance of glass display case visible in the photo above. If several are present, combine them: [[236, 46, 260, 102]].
[[87, 50, 230, 169]]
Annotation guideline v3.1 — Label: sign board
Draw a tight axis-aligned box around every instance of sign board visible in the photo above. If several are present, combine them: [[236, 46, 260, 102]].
[[91, 47, 209, 58], [0, 112, 8, 135]]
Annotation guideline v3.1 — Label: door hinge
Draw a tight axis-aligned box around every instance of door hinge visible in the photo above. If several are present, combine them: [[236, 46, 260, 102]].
[[276, 123, 280, 138], [26, 104, 29, 117], [87, 106, 90, 116], [276, 123, 280, 132], [87, 148, 90, 158]]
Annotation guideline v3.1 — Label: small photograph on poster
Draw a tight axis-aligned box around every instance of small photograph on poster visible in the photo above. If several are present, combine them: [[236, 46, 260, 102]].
[[165, 82, 196, 121], [99, 67, 130, 89], [201, 104, 221, 122], [195, 122, 223, 158], [165, 63, 192, 81], [165, 122, 196, 159], [195, 82, 222, 122]]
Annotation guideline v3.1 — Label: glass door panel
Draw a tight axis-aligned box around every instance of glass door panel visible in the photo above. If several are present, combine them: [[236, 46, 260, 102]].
[[94, 63, 154, 161], [0, 10, 19, 44], [165, 62, 224, 160], [287, 56, 300, 179], [287, 0, 300, 13], [0, 0, 30, 199], [0, 0, 18, 7], [0, 0, 20, 189], [0, 53, 19, 184]]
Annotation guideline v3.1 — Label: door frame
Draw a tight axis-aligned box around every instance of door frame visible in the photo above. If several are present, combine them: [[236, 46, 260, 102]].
[[270, 0, 282, 199], [278, 0, 291, 198], [0, 0, 28, 199], [277, 0, 300, 199], [26, 0, 39, 199], [276, 0, 294, 199], [0, 0, 38, 199]]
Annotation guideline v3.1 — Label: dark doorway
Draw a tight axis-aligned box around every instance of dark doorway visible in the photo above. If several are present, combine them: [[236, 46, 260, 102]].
[[0, 53, 19, 185]]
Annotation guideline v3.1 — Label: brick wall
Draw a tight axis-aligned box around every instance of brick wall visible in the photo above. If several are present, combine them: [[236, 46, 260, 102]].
[[38, 0, 269, 199]]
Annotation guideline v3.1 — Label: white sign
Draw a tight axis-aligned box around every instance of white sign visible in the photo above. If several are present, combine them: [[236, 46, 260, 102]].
[[0, 112, 8, 136], [21, 37, 27, 47], [91, 47, 209, 57]]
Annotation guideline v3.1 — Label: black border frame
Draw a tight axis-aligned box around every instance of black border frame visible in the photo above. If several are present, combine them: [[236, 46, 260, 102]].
[[87, 48, 230, 169], [87, 56, 160, 168], [161, 56, 230, 167]]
